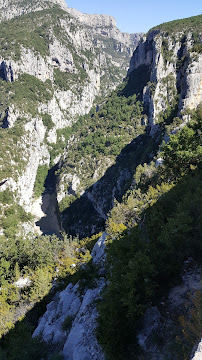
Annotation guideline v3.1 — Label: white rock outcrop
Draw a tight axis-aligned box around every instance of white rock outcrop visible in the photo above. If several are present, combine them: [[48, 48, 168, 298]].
[[33, 233, 107, 360], [192, 340, 202, 360], [128, 30, 202, 132], [14, 277, 31, 288]]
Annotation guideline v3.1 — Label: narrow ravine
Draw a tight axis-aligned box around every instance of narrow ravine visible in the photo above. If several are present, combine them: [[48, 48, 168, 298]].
[[36, 164, 61, 237]]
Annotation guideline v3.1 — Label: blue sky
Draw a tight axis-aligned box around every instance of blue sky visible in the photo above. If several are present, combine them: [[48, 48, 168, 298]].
[[66, 0, 201, 33]]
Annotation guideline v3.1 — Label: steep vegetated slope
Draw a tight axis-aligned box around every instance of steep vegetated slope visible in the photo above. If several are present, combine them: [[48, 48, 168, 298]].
[[57, 88, 152, 237], [47, 15, 201, 360], [0, 8, 201, 360], [57, 14, 202, 237], [0, 0, 142, 347], [97, 106, 202, 360]]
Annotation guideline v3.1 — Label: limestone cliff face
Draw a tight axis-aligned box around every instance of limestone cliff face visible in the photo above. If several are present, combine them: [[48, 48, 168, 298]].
[[33, 233, 107, 360], [66, 7, 117, 28], [0, 0, 68, 21], [0, 113, 49, 213], [0, 0, 142, 215], [56, 17, 202, 237], [128, 26, 202, 131], [67, 7, 143, 52]]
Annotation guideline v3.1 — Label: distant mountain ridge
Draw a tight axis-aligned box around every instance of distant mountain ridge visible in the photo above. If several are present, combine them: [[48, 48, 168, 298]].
[[0, 0, 142, 48]]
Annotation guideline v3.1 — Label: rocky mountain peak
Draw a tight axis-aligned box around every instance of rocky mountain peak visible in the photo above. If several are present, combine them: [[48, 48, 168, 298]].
[[66, 7, 117, 28], [0, 0, 68, 22]]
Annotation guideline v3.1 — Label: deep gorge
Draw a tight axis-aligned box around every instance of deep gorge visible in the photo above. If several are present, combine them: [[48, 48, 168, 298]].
[[0, 2, 201, 359]]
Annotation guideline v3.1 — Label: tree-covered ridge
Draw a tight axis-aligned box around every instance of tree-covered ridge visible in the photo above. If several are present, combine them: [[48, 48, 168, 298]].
[[149, 14, 202, 35], [97, 106, 202, 360]]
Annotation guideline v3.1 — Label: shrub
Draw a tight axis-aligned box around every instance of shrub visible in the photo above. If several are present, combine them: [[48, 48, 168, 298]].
[[41, 113, 54, 131], [0, 190, 13, 205], [61, 315, 73, 331], [34, 164, 49, 198]]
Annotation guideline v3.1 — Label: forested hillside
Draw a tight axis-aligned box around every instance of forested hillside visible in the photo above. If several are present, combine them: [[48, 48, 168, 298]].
[[0, 6, 201, 360], [97, 106, 202, 360]]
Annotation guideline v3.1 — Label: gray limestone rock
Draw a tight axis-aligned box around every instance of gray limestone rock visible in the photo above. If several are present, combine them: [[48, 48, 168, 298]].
[[192, 340, 202, 360], [128, 30, 202, 132], [0, 0, 142, 214], [33, 234, 107, 360]]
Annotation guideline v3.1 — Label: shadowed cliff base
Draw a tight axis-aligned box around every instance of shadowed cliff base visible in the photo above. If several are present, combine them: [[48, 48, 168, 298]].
[[36, 164, 61, 237], [61, 128, 160, 238], [120, 64, 151, 99]]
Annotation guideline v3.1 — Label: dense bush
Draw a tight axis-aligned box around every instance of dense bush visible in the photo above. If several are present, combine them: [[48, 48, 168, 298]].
[[41, 114, 54, 131], [150, 14, 202, 35], [97, 108, 202, 359], [12, 74, 53, 115], [33, 164, 49, 198]]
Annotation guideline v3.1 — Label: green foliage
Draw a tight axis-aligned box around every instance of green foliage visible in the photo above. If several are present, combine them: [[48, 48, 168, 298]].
[[54, 68, 72, 91], [161, 38, 174, 64], [28, 267, 52, 302], [98, 166, 202, 360], [79, 232, 102, 252], [149, 14, 202, 35], [97, 109, 202, 359], [161, 107, 202, 180], [0, 233, 72, 341], [191, 43, 202, 54], [0, 190, 13, 205], [0, 7, 68, 59], [157, 94, 180, 125], [0, 116, 27, 182], [0, 320, 48, 360], [58, 91, 145, 196], [147, 81, 157, 96], [34, 164, 49, 198], [41, 114, 54, 131], [55, 89, 146, 217], [0, 228, 98, 343], [58, 195, 76, 213], [48, 116, 86, 163], [0, 234, 61, 287], [0, 74, 53, 118], [13, 263, 20, 282], [61, 315, 73, 331], [53, 65, 88, 91], [0, 202, 32, 240], [11, 74, 53, 116]]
